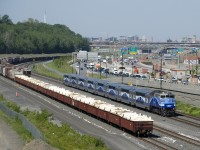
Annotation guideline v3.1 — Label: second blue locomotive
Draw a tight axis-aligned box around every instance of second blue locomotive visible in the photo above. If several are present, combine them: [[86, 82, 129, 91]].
[[63, 74, 176, 116]]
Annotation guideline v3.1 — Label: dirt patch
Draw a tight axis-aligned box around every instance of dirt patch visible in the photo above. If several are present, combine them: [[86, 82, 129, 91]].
[[23, 139, 59, 150], [0, 117, 24, 150]]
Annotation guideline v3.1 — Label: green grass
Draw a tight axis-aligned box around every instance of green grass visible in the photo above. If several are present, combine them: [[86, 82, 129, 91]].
[[47, 56, 75, 74], [32, 56, 76, 80], [32, 63, 63, 80], [176, 100, 200, 117], [0, 95, 108, 150], [24, 110, 108, 150]]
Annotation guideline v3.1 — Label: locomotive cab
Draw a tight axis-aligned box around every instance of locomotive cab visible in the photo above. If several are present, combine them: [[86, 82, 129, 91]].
[[150, 91, 176, 116], [157, 92, 176, 116]]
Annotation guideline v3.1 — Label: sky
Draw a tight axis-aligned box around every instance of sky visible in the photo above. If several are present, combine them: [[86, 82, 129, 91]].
[[0, 0, 200, 41]]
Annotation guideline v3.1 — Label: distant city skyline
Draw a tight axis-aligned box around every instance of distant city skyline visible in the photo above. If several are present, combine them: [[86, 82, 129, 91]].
[[0, 0, 200, 41]]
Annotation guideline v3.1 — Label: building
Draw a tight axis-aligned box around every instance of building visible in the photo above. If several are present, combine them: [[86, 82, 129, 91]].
[[183, 56, 200, 65]]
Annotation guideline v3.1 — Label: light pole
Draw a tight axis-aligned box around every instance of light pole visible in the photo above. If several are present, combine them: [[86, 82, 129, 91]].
[[131, 62, 134, 74], [160, 50, 163, 89], [121, 53, 124, 84], [78, 61, 80, 75], [100, 59, 102, 79], [72, 52, 74, 74], [195, 49, 198, 75], [106, 62, 108, 78], [92, 66, 93, 77]]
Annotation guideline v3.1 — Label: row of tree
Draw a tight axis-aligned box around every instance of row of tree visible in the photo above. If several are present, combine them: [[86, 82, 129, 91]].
[[0, 15, 90, 54]]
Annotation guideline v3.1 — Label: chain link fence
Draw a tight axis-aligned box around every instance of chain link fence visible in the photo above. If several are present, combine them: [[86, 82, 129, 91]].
[[0, 102, 43, 140]]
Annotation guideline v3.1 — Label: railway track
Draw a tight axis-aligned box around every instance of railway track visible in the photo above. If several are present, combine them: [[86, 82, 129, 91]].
[[170, 116, 200, 128], [153, 125, 200, 147], [176, 112, 200, 121], [140, 137, 177, 150]]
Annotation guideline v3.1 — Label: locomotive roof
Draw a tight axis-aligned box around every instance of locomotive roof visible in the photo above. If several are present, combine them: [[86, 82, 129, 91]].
[[118, 84, 136, 91], [107, 82, 121, 87], [78, 75, 88, 80], [87, 77, 98, 82], [135, 88, 154, 95], [63, 74, 79, 78], [96, 79, 110, 84]]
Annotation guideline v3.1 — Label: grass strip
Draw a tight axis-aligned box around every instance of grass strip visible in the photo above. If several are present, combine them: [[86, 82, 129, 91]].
[[32, 63, 63, 80], [176, 100, 200, 117], [46, 56, 75, 74]]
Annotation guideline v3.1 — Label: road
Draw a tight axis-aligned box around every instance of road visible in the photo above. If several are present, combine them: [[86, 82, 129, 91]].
[[0, 116, 24, 150]]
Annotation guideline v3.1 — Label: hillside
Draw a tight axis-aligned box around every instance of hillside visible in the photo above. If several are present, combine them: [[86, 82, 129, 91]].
[[0, 15, 90, 54]]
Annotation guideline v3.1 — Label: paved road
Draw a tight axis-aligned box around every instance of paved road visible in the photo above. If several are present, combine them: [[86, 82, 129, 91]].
[[0, 114, 24, 150]]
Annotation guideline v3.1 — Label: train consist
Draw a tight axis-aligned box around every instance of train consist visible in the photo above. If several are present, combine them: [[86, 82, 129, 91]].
[[0, 66, 154, 136], [64, 74, 176, 116]]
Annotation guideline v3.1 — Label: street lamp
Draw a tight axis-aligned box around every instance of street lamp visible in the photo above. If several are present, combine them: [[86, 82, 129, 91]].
[[121, 53, 124, 84], [99, 59, 102, 79], [195, 49, 198, 75], [71, 52, 75, 74], [78, 61, 81, 75], [131, 62, 134, 74], [159, 49, 163, 89], [106, 61, 108, 78]]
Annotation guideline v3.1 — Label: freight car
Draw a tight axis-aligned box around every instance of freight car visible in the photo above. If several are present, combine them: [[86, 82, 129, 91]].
[[0, 63, 31, 78], [64, 74, 176, 116], [14, 74, 153, 136]]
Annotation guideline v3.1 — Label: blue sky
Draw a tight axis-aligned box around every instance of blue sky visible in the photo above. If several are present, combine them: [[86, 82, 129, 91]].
[[0, 0, 200, 41]]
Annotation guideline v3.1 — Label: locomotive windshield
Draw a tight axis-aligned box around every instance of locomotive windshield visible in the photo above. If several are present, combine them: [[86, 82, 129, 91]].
[[160, 94, 175, 98]]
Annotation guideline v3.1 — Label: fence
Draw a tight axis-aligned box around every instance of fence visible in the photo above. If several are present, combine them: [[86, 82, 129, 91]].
[[0, 102, 43, 139]]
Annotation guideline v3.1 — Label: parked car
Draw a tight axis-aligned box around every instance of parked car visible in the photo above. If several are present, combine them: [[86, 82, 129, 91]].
[[182, 80, 189, 85], [135, 74, 142, 78], [155, 77, 166, 82], [141, 75, 148, 80], [170, 77, 177, 83], [185, 75, 191, 79], [130, 74, 136, 78]]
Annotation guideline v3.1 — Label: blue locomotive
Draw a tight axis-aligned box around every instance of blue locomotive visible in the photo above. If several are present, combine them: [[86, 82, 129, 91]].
[[63, 74, 176, 116]]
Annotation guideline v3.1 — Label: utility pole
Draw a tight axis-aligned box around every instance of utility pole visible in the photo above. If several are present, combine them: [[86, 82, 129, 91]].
[[160, 49, 163, 89], [78, 61, 80, 75], [100, 59, 101, 79], [121, 53, 124, 84], [196, 49, 198, 75], [178, 53, 180, 69], [106, 62, 107, 78], [72, 53, 74, 74]]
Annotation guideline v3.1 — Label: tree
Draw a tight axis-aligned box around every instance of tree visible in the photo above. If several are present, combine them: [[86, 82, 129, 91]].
[[0, 14, 13, 24], [0, 16, 90, 54]]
